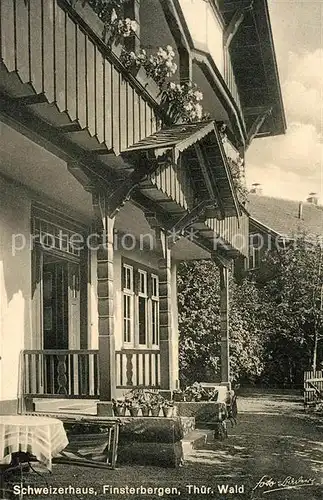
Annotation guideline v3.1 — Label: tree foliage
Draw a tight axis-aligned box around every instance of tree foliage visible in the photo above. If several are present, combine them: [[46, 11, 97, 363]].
[[257, 237, 323, 386], [177, 236, 323, 388], [177, 260, 264, 386]]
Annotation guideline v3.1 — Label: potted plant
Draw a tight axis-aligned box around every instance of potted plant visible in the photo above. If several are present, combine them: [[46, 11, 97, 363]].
[[172, 389, 184, 402], [149, 393, 162, 416], [184, 382, 206, 402], [141, 402, 150, 417], [124, 388, 150, 416], [128, 400, 140, 417], [162, 400, 174, 418], [112, 399, 126, 416]]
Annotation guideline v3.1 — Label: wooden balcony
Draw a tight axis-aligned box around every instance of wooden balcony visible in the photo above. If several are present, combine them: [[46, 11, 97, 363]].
[[0, 0, 160, 158], [0, 0, 249, 260]]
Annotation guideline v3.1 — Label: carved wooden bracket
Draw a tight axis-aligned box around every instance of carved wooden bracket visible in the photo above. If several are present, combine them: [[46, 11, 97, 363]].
[[212, 251, 233, 270], [67, 161, 96, 192], [223, 2, 254, 48], [246, 107, 272, 147], [106, 157, 161, 218], [171, 199, 216, 234], [92, 191, 106, 234]]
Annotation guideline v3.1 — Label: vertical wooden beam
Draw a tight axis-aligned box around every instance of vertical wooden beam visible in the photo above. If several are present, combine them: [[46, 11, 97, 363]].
[[97, 216, 116, 402], [219, 265, 230, 384], [158, 230, 174, 392], [178, 47, 192, 83], [124, 0, 140, 52], [219, 265, 230, 383], [223, 3, 253, 49]]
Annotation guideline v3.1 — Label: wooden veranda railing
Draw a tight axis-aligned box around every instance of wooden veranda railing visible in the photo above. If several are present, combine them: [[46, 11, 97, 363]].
[[304, 370, 323, 407], [22, 350, 100, 399], [115, 350, 161, 389], [21, 349, 161, 400]]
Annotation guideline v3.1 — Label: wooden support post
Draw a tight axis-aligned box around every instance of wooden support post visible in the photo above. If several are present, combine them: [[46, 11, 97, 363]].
[[158, 231, 175, 393], [97, 216, 116, 403], [223, 3, 253, 49], [219, 265, 230, 384], [179, 47, 192, 83], [124, 0, 140, 52]]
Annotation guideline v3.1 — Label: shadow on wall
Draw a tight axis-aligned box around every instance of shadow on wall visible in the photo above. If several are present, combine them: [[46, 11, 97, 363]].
[[0, 178, 32, 403]]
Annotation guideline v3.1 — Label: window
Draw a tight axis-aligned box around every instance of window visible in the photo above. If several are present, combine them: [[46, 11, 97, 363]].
[[122, 262, 159, 348], [33, 217, 81, 257], [138, 270, 147, 345], [249, 246, 260, 270], [151, 274, 159, 345], [249, 234, 262, 270], [122, 265, 134, 343]]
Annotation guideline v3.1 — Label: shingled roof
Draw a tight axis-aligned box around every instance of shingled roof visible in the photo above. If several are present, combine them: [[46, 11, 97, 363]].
[[248, 194, 323, 238]]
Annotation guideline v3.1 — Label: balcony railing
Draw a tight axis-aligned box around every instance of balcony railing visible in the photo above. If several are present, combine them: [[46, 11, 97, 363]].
[[0, 0, 160, 156]]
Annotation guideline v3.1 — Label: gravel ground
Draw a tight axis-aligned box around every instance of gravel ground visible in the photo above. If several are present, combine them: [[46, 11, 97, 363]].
[[3, 392, 323, 500]]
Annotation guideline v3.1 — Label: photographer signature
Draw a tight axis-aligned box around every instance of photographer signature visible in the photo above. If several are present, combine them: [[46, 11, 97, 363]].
[[253, 475, 316, 494]]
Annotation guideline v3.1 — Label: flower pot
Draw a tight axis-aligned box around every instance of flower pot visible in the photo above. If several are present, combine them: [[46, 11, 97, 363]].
[[113, 406, 126, 417], [162, 406, 173, 418], [173, 393, 184, 402], [150, 405, 160, 417], [141, 406, 150, 417], [129, 407, 139, 417]]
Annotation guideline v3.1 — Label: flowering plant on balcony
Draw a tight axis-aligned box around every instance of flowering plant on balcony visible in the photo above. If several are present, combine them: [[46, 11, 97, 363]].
[[143, 46, 177, 85], [85, 0, 137, 43], [218, 123, 248, 204], [87, 0, 129, 24], [110, 16, 138, 39], [120, 45, 177, 86], [161, 82, 206, 123], [227, 157, 249, 204]]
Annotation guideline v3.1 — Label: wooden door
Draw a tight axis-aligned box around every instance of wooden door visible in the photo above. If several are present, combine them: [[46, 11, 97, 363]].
[[68, 262, 80, 349], [43, 261, 69, 350]]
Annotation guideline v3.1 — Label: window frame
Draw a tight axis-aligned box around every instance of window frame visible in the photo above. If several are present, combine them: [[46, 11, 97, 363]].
[[122, 264, 134, 345], [151, 274, 160, 346], [122, 260, 160, 349]]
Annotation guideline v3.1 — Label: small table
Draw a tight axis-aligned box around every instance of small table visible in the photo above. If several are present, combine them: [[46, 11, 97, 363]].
[[0, 415, 68, 471]]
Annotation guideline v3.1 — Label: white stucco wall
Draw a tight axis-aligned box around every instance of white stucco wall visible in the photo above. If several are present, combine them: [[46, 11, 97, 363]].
[[179, 0, 224, 75], [0, 176, 32, 404]]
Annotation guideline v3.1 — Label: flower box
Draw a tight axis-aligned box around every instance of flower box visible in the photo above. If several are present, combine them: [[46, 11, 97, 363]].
[[68, 0, 106, 42], [111, 41, 123, 59], [129, 66, 161, 102]]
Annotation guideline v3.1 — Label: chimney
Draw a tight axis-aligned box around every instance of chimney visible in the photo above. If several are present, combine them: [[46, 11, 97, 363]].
[[250, 183, 263, 195], [306, 192, 319, 205], [298, 201, 303, 219]]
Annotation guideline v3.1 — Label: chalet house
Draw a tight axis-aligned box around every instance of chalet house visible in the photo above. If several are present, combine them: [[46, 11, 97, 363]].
[[248, 192, 323, 277], [0, 0, 285, 415]]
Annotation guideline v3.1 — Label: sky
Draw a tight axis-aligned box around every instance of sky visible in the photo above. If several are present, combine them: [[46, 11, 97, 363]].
[[245, 1, 323, 202]]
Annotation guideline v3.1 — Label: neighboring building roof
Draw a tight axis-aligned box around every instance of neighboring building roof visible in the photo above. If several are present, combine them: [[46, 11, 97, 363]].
[[247, 194, 323, 238]]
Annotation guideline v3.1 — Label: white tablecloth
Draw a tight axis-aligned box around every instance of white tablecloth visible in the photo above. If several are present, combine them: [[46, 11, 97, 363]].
[[0, 415, 69, 470]]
